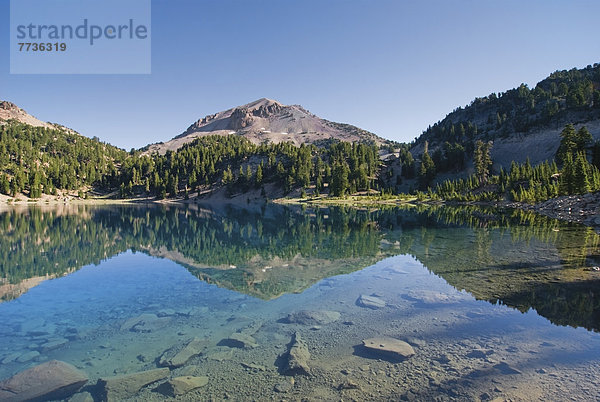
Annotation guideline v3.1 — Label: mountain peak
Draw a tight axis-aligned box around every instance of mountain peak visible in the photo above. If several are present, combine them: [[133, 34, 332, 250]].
[[146, 99, 386, 154], [241, 98, 282, 109]]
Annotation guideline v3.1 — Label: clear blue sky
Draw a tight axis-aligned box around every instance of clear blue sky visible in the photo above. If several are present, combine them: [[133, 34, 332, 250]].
[[1, 0, 599, 150]]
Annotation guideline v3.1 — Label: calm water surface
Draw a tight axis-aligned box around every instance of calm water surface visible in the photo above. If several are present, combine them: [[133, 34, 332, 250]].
[[0, 204, 599, 401]]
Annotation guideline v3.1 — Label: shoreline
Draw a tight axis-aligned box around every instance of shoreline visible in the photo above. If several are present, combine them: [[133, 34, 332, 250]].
[[1, 191, 598, 231]]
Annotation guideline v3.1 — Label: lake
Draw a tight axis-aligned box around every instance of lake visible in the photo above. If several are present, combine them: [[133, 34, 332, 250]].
[[0, 203, 599, 401]]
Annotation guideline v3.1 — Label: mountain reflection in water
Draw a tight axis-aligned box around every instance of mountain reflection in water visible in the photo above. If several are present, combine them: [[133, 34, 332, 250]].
[[0, 203, 599, 331]]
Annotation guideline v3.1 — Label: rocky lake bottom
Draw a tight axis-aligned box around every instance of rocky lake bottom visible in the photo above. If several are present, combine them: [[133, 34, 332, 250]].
[[0, 251, 599, 401], [0, 204, 599, 401]]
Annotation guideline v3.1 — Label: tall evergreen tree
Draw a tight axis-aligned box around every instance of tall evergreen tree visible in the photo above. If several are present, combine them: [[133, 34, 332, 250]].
[[0, 174, 9, 195], [556, 124, 577, 165], [573, 152, 591, 194], [473, 140, 493, 184], [330, 161, 349, 197], [418, 141, 436, 189], [559, 152, 575, 195], [575, 126, 593, 151], [255, 163, 263, 186]]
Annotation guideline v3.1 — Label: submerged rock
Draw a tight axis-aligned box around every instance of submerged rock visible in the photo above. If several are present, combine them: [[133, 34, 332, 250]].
[[157, 376, 208, 397], [493, 362, 522, 375], [338, 380, 361, 390], [206, 349, 234, 361], [0, 360, 88, 402], [220, 333, 258, 349], [41, 338, 68, 352], [16, 351, 40, 363], [68, 391, 94, 402], [98, 367, 169, 401], [18, 317, 45, 333], [281, 310, 341, 325], [179, 365, 200, 376], [284, 332, 310, 375], [356, 294, 386, 309], [159, 337, 207, 368], [274, 379, 294, 393], [120, 313, 171, 333], [467, 348, 494, 359], [27, 324, 56, 337], [157, 308, 176, 317], [404, 336, 426, 348], [241, 362, 266, 371], [405, 290, 462, 304], [1, 352, 21, 365], [362, 337, 415, 359]]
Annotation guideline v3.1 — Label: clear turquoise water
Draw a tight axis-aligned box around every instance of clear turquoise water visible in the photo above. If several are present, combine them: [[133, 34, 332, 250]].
[[0, 204, 599, 401]]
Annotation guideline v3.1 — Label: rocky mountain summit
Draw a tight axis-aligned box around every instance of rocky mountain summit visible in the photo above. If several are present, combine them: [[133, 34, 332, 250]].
[[145, 98, 388, 154], [0, 101, 52, 128]]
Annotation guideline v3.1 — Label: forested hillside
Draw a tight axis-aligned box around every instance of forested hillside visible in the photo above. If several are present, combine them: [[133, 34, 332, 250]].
[[0, 121, 382, 199], [0, 123, 127, 197], [117, 135, 380, 199], [1, 64, 600, 204], [382, 64, 600, 194], [416, 64, 600, 151]]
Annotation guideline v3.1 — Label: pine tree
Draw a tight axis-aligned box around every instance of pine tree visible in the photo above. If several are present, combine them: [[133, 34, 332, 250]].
[[330, 161, 349, 197], [30, 171, 42, 198], [0, 174, 9, 195], [222, 165, 233, 184], [189, 170, 197, 191], [418, 142, 436, 189], [255, 163, 263, 186], [473, 140, 492, 184], [573, 152, 591, 194], [556, 124, 577, 165], [575, 126, 593, 151], [559, 152, 575, 195]]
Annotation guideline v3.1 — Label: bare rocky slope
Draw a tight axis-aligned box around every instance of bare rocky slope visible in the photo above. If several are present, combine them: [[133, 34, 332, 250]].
[[0, 101, 52, 128], [144, 98, 389, 154], [0, 100, 79, 134]]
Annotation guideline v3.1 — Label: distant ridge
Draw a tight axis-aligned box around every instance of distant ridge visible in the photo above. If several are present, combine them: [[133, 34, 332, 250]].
[[145, 98, 388, 154]]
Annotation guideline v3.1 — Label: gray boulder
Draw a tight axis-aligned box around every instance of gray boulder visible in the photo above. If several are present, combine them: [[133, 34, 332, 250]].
[[356, 294, 386, 309], [159, 337, 207, 368], [98, 368, 169, 401], [157, 376, 208, 397], [120, 313, 171, 333], [362, 337, 415, 359], [281, 310, 340, 325], [0, 360, 88, 402], [220, 333, 258, 349], [284, 332, 310, 375]]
